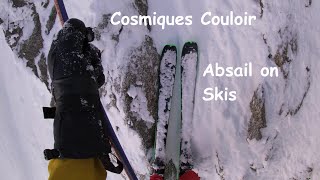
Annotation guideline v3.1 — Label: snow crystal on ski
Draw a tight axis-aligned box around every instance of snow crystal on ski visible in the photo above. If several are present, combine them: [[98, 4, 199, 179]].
[[154, 48, 177, 171], [180, 49, 198, 171]]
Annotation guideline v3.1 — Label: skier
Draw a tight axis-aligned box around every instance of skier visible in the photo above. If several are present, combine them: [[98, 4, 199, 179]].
[[45, 18, 117, 180]]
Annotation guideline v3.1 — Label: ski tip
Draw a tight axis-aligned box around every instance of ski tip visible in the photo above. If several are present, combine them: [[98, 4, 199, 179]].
[[186, 41, 196, 44], [166, 44, 176, 47], [160, 45, 177, 61], [161, 45, 177, 56], [163, 44, 177, 51], [183, 41, 197, 47], [182, 42, 198, 57]]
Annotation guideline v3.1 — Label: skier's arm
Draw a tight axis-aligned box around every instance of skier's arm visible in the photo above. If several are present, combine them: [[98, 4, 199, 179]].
[[86, 44, 105, 88]]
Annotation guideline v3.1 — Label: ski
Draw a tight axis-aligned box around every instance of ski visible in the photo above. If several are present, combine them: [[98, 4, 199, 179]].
[[180, 42, 198, 174], [152, 43, 200, 180], [152, 45, 177, 176]]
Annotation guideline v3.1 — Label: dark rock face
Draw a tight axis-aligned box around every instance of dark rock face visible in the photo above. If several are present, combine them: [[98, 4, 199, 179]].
[[254, 0, 264, 18], [94, 12, 159, 151], [38, 53, 49, 89], [134, 0, 150, 30], [123, 35, 160, 149], [305, 0, 312, 7], [263, 24, 309, 117], [41, 0, 50, 8], [18, 3, 44, 78], [280, 67, 311, 116], [4, 25, 23, 49], [11, 0, 27, 8], [45, 6, 57, 35], [1, 1, 57, 89], [95, 14, 112, 41], [248, 85, 266, 141], [272, 27, 298, 79], [134, 0, 148, 16]]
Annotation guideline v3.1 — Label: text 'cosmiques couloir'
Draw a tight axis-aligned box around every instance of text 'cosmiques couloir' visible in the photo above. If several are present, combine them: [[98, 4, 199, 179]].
[[111, 11, 257, 29]]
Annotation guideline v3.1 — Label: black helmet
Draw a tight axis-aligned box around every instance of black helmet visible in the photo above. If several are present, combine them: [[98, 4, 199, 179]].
[[63, 18, 87, 35], [63, 18, 95, 42]]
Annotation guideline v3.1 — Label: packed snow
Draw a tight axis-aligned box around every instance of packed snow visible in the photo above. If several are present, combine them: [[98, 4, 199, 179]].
[[0, 30, 52, 180]]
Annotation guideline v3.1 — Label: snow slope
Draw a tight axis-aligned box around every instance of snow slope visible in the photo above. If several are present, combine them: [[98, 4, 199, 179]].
[[148, 0, 320, 179], [0, 30, 52, 180]]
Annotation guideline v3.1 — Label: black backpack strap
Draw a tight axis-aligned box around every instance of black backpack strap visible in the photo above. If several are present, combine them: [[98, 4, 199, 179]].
[[44, 149, 60, 160], [99, 152, 124, 174], [42, 107, 56, 119], [43, 148, 123, 174]]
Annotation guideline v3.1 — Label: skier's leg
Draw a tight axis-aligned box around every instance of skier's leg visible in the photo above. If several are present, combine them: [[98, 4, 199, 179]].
[[179, 170, 200, 180], [48, 158, 107, 180]]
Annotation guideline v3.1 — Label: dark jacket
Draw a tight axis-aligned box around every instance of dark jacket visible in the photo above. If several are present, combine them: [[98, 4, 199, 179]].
[[47, 20, 108, 159]]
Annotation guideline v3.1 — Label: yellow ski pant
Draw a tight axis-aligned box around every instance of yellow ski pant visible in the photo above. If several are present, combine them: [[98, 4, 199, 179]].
[[48, 158, 107, 180]]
